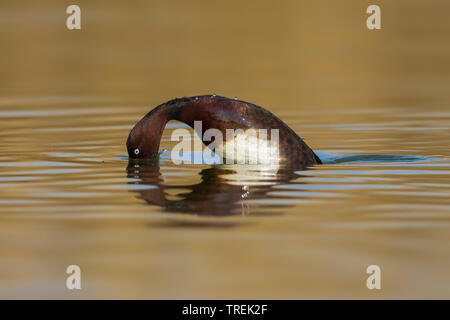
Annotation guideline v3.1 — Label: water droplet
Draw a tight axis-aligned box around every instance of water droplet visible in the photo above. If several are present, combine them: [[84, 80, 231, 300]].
[[195, 97, 199, 100], [212, 94, 216, 98], [234, 97, 238, 100]]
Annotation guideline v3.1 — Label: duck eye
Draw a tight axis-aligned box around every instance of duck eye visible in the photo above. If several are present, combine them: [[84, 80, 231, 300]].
[[134, 148, 140, 155]]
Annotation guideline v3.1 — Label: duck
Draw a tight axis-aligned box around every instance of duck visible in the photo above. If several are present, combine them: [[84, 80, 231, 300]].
[[126, 95, 321, 167]]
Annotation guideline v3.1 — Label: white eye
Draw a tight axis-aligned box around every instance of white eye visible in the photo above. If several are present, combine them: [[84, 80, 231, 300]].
[[134, 148, 140, 155]]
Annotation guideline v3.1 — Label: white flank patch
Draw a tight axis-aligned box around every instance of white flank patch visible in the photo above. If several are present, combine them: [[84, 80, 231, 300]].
[[214, 129, 280, 165]]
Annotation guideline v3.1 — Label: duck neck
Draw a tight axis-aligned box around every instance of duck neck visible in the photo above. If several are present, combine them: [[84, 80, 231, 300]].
[[139, 99, 188, 155]]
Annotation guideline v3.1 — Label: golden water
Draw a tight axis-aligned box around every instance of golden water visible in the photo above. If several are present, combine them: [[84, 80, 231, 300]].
[[0, 0, 449, 298]]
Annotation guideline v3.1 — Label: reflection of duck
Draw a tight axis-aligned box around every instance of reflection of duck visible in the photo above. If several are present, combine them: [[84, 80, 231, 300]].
[[126, 95, 321, 167], [126, 162, 306, 216]]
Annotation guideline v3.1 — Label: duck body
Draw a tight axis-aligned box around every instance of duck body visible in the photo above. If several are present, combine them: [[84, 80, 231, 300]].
[[126, 95, 321, 167]]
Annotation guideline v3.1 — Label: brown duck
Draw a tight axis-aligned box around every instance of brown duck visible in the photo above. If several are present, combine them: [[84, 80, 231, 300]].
[[126, 95, 321, 167]]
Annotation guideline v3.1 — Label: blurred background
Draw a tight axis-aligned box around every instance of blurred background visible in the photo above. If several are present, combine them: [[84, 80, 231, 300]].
[[1, 0, 449, 109], [0, 0, 449, 299]]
